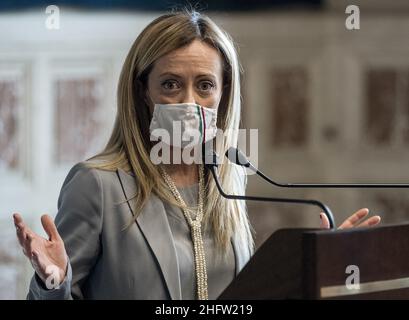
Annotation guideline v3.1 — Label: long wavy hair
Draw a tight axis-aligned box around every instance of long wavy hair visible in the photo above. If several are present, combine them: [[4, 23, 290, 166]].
[[88, 10, 254, 256]]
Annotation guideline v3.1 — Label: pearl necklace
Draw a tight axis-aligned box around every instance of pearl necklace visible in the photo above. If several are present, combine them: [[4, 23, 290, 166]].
[[160, 164, 208, 300]]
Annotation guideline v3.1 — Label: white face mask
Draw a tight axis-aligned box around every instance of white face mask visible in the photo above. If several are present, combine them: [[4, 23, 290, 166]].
[[149, 103, 218, 149]]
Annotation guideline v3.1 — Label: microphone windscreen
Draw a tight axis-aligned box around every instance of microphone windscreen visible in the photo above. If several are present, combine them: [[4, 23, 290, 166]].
[[226, 147, 250, 167]]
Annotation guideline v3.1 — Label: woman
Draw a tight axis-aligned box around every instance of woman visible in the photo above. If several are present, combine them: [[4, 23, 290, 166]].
[[12, 10, 380, 300]]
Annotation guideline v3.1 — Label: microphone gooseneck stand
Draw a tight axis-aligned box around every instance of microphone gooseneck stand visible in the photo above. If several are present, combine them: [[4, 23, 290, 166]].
[[204, 150, 336, 229], [219, 146, 409, 230], [226, 147, 409, 189]]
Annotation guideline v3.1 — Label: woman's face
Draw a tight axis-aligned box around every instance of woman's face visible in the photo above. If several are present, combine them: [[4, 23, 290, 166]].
[[146, 39, 224, 111]]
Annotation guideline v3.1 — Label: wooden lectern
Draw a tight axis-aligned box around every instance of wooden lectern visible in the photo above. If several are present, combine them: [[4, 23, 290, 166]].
[[219, 223, 409, 299]]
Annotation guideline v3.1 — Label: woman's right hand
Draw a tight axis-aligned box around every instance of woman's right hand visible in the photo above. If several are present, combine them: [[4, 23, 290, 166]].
[[13, 213, 68, 289]]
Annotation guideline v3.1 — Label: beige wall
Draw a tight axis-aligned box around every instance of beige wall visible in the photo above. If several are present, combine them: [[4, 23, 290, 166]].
[[216, 10, 409, 246]]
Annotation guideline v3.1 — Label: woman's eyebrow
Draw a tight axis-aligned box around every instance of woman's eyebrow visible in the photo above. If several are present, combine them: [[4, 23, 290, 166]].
[[196, 73, 217, 79], [158, 72, 182, 78], [158, 72, 218, 79]]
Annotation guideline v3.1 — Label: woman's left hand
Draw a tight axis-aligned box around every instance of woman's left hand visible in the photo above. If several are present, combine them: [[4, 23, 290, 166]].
[[320, 208, 381, 229]]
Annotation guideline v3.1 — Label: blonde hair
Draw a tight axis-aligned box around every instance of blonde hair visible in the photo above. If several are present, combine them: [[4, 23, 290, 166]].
[[88, 10, 254, 256]]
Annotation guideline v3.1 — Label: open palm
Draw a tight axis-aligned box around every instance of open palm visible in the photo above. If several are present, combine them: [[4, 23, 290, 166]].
[[320, 208, 381, 229], [13, 213, 67, 288]]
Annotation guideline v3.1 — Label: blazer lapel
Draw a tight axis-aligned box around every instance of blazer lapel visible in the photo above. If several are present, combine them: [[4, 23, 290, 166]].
[[116, 168, 182, 300]]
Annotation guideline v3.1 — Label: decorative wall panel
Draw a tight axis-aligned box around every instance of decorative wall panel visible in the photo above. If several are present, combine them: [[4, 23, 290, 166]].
[[0, 79, 21, 170], [54, 78, 105, 164], [271, 67, 309, 147]]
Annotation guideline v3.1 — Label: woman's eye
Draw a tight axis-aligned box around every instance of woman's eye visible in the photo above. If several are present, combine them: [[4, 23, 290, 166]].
[[198, 81, 215, 92], [161, 80, 180, 90]]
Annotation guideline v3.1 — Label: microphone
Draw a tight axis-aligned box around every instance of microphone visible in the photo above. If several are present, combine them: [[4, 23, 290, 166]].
[[203, 149, 336, 229], [226, 147, 409, 188]]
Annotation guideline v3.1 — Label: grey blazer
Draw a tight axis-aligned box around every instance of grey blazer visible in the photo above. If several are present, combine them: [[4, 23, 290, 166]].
[[27, 162, 251, 300]]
